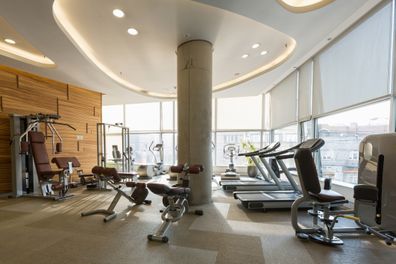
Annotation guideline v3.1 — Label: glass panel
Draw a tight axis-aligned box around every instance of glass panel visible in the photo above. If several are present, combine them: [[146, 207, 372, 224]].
[[102, 105, 123, 126], [125, 102, 160, 131], [262, 131, 270, 147], [273, 124, 298, 168], [103, 134, 123, 164], [162, 133, 175, 165], [301, 120, 314, 141], [217, 95, 262, 129], [175, 103, 178, 131], [215, 131, 261, 166], [162, 101, 174, 130], [317, 100, 390, 184], [273, 124, 298, 150], [129, 133, 161, 165], [212, 99, 216, 130]]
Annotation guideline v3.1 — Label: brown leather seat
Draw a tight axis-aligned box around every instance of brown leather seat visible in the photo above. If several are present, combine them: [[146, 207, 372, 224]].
[[51, 157, 81, 169], [125, 182, 146, 188], [92, 166, 105, 175], [309, 190, 345, 203], [294, 147, 345, 203], [147, 183, 190, 197], [28, 131, 62, 181], [103, 167, 122, 183], [170, 164, 204, 174]]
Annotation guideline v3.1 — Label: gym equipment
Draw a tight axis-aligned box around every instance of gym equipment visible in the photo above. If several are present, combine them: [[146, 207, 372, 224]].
[[291, 136, 395, 246], [17, 113, 75, 154], [220, 142, 294, 191], [51, 156, 93, 189], [97, 123, 133, 172], [10, 113, 77, 199], [28, 131, 74, 200], [147, 164, 204, 243], [233, 139, 329, 211], [81, 166, 151, 222], [137, 141, 167, 179], [111, 145, 123, 169], [220, 144, 240, 180]]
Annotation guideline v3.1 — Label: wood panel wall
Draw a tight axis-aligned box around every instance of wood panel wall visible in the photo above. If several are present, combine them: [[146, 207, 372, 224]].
[[0, 65, 102, 193]]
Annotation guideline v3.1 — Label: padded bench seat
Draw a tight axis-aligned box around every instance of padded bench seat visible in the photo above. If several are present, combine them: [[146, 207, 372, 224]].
[[147, 183, 190, 197], [309, 189, 345, 203]]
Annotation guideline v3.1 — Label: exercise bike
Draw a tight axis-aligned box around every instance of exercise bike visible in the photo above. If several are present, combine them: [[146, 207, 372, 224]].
[[221, 144, 240, 180]]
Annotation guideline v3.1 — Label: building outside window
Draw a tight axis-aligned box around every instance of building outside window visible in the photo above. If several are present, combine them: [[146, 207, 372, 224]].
[[317, 100, 390, 184]]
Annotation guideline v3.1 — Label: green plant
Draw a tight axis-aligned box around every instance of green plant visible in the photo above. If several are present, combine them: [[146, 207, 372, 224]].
[[241, 140, 256, 166]]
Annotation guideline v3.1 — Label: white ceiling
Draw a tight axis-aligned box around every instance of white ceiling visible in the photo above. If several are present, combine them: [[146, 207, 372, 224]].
[[0, 0, 382, 104]]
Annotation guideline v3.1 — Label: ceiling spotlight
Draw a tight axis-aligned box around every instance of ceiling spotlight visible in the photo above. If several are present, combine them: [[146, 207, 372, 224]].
[[252, 43, 260, 49], [127, 27, 139, 36], [260, 50, 268, 55], [112, 9, 125, 18], [241, 54, 249, 59], [4, 38, 16, 45]]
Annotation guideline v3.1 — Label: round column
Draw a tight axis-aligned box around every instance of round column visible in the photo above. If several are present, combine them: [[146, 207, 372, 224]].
[[177, 40, 213, 205]]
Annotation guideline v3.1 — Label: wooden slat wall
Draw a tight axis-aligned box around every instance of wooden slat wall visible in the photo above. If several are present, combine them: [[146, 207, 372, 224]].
[[0, 65, 102, 192]]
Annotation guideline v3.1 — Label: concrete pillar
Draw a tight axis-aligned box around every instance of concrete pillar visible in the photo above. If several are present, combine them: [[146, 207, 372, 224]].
[[177, 40, 213, 205]]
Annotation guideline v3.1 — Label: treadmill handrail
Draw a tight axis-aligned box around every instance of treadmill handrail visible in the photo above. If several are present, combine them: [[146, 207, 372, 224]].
[[259, 138, 324, 158], [239, 142, 280, 157]]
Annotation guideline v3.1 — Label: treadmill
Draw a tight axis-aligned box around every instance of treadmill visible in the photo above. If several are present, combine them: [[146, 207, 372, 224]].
[[233, 138, 325, 211], [220, 142, 294, 191]]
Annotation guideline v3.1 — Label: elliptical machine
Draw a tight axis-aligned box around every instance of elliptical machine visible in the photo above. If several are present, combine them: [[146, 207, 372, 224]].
[[150, 141, 166, 175], [137, 141, 167, 179], [221, 144, 240, 180]]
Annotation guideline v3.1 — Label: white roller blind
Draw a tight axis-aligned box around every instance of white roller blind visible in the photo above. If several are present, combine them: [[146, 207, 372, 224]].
[[298, 60, 313, 121], [270, 71, 298, 129], [313, 2, 392, 116], [217, 95, 262, 130]]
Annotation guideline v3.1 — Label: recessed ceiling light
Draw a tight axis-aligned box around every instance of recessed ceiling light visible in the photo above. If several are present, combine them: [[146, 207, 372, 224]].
[[252, 43, 260, 49], [260, 50, 268, 56], [242, 54, 249, 59], [112, 9, 125, 18], [4, 38, 16, 45], [127, 27, 139, 36]]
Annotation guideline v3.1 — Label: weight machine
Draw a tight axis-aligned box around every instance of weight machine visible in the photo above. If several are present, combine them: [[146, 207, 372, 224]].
[[10, 113, 77, 199], [96, 123, 132, 172]]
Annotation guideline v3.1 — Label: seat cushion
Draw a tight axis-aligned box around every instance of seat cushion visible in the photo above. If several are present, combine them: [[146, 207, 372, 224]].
[[309, 189, 345, 203], [51, 157, 80, 169], [147, 183, 190, 197], [354, 184, 378, 202]]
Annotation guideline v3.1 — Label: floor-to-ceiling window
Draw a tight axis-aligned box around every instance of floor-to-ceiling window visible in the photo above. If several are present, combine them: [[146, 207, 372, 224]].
[[316, 100, 390, 184]]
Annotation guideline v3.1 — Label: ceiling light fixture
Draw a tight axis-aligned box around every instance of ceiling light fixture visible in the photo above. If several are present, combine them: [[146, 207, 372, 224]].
[[127, 27, 139, 36], [112, 9, 125, 18], [242, 54, 249, 59], [260, 50, 268, 55], [4, 38, 16, 45], [252, 43, 260, 49]]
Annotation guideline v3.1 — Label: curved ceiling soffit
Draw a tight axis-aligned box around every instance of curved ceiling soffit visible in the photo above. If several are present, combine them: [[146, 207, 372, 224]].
[[277, 0, 335, 13], [52, 0, 296, 99], [0, 17, 56, 68]]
